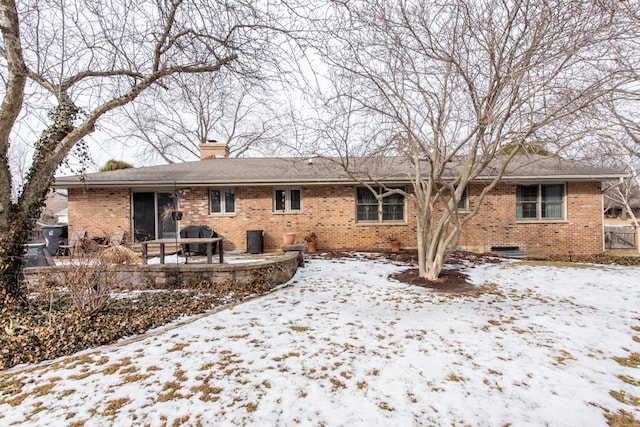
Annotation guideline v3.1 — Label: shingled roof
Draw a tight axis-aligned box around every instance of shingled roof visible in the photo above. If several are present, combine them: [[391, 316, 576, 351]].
[[54, 155, 626, 189]]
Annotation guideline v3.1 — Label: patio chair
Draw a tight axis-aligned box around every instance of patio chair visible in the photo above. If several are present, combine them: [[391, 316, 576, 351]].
[[99, 230, 126, 248], [58, 230, 87, 257]]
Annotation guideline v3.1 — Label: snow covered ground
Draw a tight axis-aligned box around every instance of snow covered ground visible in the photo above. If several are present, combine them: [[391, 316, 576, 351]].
[[1, 254, 639, 426]]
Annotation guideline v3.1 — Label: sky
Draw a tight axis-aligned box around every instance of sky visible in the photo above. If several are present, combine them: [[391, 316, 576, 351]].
[[1, 253, 639, 426]]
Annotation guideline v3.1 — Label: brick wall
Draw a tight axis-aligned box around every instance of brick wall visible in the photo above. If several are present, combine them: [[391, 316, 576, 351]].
[[67, 188, 131, 242], [459, 182, 603, 257], [67, 181, 604, 257]]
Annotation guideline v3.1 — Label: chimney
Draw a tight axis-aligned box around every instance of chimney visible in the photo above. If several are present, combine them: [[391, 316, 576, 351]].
[[199, 139, 229, 160]]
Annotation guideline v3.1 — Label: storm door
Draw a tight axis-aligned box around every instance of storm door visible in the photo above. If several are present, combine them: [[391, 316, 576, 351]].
[[132, 192, 177, 242], [156, 192, 177, 239]]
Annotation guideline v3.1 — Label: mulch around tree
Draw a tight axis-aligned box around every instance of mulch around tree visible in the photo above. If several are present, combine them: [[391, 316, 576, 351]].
[[389, 267, 478, 293], [312, 250, 488, 292]]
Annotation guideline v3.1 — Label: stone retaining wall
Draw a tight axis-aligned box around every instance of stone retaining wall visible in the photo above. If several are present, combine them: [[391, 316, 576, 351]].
[[24, 251, 304, 290]]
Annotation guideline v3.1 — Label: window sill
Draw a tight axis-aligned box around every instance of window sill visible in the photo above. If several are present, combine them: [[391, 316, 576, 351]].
[[273, 211, 304, 215], [516, 219, 569, 224], [209, 213, 236, 217], [356, 222, 408, 226]]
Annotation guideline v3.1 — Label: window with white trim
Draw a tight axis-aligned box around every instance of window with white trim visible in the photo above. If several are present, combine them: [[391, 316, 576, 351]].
[[516, 184, 565, 220], [274, 188, 302, 213], [356, 186, 405, 223], [210, 188, 235, 214]]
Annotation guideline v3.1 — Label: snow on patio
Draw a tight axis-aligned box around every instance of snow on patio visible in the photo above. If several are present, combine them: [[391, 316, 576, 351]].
[[1, 254, 639, 426]]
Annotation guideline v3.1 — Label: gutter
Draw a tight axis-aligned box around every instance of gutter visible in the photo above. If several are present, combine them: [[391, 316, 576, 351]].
[[53, 173, 629, 190]]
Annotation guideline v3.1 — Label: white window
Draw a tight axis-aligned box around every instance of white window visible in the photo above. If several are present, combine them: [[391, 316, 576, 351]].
[[516, 184, 565, 220], [274, 188, 302, 213], [210, 188, 235, 214], [356, 186, 405, 223]]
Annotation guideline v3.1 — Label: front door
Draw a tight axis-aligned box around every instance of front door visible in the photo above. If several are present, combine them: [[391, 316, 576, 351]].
[[133, 192, 177, 242]]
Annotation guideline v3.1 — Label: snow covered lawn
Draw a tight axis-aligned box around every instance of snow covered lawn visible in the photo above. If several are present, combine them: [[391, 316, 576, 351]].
[[1, 254, 639, 426]]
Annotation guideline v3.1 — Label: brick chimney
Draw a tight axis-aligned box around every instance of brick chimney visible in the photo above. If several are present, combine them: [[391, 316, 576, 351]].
[[199, 139, 229, 160]]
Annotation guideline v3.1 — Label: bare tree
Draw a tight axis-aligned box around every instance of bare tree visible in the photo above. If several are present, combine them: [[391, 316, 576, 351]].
[[576, 1, 640, 227], [307, 0, 635, 279], [0, 0, 285, 303], [111, 72, 286, 164], [596, 101, 640, 227]]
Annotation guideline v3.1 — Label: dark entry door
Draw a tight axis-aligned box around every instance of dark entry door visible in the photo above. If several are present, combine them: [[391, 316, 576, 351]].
[[133, 193, 155, 242]]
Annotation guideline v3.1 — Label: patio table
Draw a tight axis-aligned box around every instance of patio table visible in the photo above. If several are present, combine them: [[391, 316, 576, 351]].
[[141, 237, 223, 264]]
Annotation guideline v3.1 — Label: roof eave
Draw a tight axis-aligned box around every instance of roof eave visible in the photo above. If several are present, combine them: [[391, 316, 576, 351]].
[[54, 173, 629, 189]]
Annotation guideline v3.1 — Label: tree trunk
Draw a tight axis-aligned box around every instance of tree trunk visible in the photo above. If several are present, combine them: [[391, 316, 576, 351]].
[[416, 211, 448, 280], [0, 104, 74, 306], [0, 206, 35, 305], [416, 199, 463, 281]]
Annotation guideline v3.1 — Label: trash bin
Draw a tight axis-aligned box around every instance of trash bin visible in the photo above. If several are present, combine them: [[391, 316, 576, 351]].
[[246, 230, 264, 254], [41, 224, 68, 255], [25, 242, 50, 267]]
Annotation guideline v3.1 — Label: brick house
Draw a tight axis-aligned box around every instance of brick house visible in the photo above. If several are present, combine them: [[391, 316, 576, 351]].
[[54, 143, 625, 258]]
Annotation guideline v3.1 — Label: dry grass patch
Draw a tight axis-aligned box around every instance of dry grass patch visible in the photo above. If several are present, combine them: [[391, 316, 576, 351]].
[[95, 355, 109, 365], [272, 352, 300, 362], [554, 350, 576, 365], [228, 333, 250, 339], [330, 377, 346, 390], [378, 401, 394, 411], [613, 353, 640, 368], [101, 397, 131, 418], [171, 415, 192, 426], [119, 365, 138, 375], [609, 390, 640, 407], [101, 357, 132, 375], [0, 375, 25, 398], [289, 325, 310, 332], [174, 369, 188, 382], [122, 373, 150, 383], [618, 375, 640, 387], [157, 381, 186, 402], [339, 371, 354, 380], [447, 373, 464, 382], [167, 343, 190, 352], [190, 378, 223, 403], [69, 372, 93, 381], [603, 409, 640, 426], [244, 402, 259, 413]]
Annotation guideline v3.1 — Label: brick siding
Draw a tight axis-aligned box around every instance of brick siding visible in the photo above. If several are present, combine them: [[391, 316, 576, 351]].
[[67, 188, 131, 243], [67, 181, 604, 257]]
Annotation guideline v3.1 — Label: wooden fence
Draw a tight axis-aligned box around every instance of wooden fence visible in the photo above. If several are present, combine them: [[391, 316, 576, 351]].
[[604, 226, 638, 250]]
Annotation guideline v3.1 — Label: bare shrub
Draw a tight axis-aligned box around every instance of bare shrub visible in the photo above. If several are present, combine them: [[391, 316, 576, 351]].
[[98, 245, 141, 265], [64, 257, 115, 316]]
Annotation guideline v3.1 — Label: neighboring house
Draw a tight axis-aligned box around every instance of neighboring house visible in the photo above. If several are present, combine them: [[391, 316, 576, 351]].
[[54, 208, 69, 224], [53, 142, 626, 258], [39, 190, 68, 225]]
